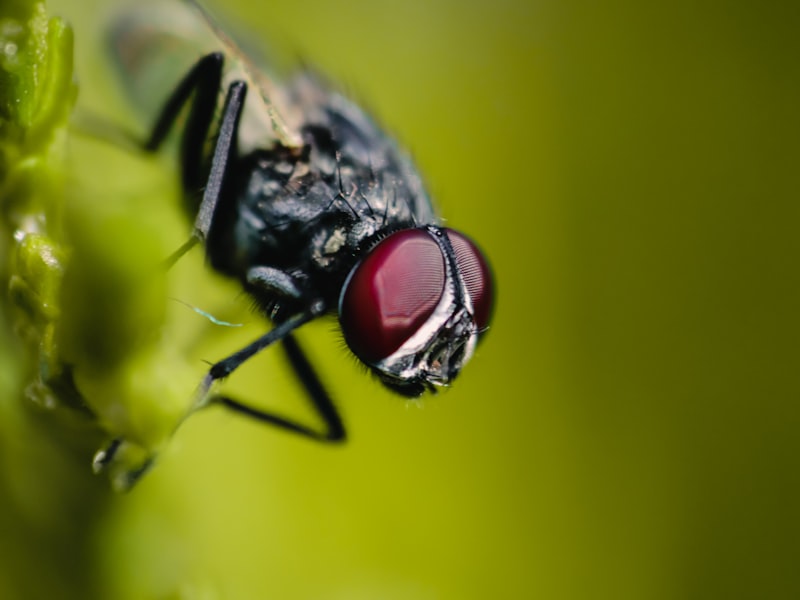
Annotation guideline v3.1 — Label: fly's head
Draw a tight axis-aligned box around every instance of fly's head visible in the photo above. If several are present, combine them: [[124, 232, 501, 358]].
[[339, 226, 493, 397]]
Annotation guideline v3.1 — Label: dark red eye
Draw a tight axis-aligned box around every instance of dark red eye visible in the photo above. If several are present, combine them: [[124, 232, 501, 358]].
[[340, 229, 445, 363], [445, 229, 494, 331]]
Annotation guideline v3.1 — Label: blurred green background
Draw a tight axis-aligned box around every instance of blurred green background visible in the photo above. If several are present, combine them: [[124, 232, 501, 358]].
[[2, 0, 799, 598]]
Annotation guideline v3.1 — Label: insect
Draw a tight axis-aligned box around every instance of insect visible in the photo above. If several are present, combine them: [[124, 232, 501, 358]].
[[105, 0, 494, 462]]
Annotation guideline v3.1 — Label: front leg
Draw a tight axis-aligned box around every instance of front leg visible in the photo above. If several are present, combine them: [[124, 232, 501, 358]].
[[163, 76, 249, 268], [190, 300, 346, 442], [144, 52, 224, 193], [209, 330, 346, 442]]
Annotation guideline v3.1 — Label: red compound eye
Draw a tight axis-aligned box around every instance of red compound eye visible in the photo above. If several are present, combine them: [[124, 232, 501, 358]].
[[445, 229, 494, 331], [340, 229, 446, 363]]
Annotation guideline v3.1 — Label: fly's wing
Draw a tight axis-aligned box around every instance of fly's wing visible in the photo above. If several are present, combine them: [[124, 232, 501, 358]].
[[109, 0, 303, 152]]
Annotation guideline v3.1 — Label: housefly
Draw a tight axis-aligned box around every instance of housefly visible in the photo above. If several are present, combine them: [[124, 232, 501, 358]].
[[105, 0, 494, 460]]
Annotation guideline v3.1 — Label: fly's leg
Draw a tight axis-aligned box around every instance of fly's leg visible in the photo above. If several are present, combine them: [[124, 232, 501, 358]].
[[213, 334, 345, 442], [187, 301, 345, 442], [163, 75, 247, 268], [139, 51, 243, 267], [92, 438, 155, 491], [233, 267, 346, 440], [92, 437, 123, 472], [144, 52, 224, 191], [283, 334, 346, 440]]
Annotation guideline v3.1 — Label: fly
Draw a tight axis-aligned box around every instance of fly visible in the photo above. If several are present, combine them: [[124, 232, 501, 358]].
[[101, 0, 494, 479]]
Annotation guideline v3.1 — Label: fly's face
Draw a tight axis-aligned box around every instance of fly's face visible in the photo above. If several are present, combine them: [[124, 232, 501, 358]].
[[339, 226, 493, 397]]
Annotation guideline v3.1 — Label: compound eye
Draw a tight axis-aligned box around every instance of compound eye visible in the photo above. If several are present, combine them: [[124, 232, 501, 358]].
[[340, 229, 445, 363], [445, 229, 494, 331]]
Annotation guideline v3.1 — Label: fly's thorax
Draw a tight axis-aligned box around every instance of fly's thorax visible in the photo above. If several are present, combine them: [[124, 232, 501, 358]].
[[225, 153, 419, 303], [217, 87, 438, 294]]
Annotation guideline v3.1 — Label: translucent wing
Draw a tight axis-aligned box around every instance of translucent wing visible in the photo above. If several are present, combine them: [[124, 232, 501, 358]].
[[110, 0, 303, 151]]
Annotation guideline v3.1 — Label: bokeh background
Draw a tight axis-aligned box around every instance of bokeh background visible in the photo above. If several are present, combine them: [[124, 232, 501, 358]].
[[2, 0, 799, 598]]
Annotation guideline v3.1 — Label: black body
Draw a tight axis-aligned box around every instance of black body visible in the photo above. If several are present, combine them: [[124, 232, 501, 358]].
[[140, 49, 441, 447], [96, 2, 493, 489]]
